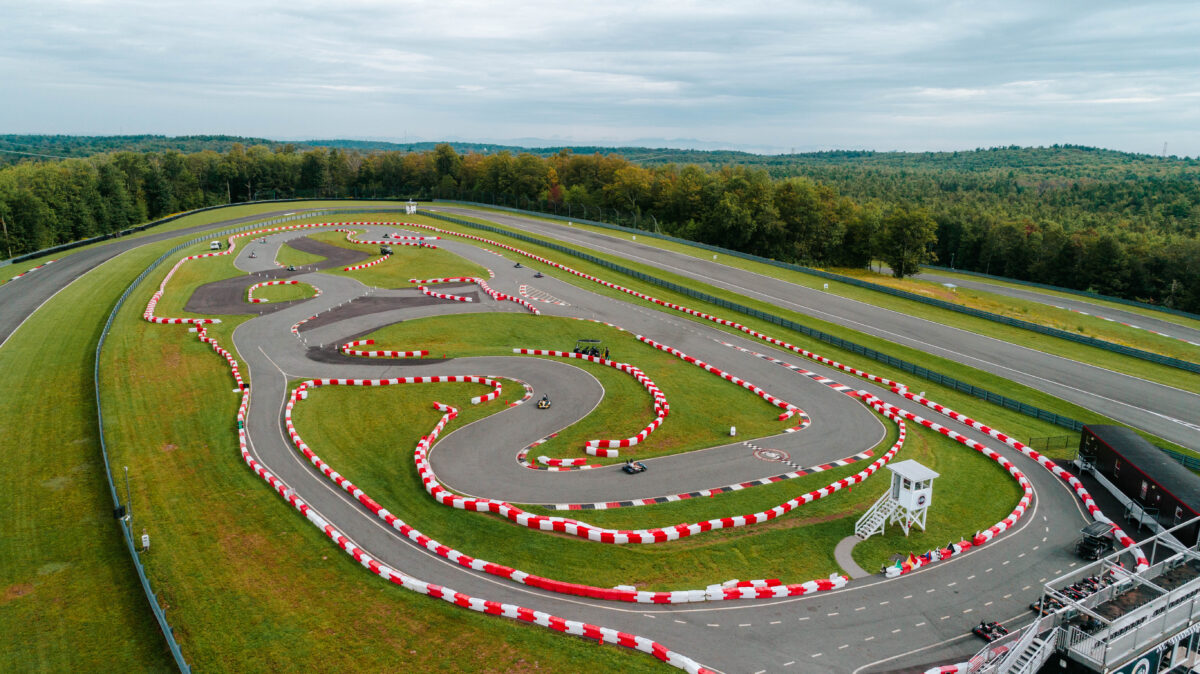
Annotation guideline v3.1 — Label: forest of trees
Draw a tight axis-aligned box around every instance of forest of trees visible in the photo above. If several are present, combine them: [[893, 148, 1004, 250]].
[[1, 140, 1197, 312]]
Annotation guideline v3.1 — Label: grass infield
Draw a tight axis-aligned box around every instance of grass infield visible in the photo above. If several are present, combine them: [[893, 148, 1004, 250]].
[[361, 312, 799, 462]]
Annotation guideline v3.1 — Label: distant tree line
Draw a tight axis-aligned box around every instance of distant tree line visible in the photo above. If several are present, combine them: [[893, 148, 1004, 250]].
[[0, 142, 1196, 312]]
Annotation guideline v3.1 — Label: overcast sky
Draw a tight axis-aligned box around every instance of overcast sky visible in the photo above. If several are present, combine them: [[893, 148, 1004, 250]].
[[2, 1, 1198, 156]]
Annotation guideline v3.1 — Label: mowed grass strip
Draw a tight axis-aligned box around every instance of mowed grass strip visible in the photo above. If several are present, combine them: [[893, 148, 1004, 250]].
[[439, 206, 1200, 394], [362, 313, 794, 461], [830, 266, 1200, 363], [0, 244, 183, 672], [412, 211, 1195, 457], [922, 267, 1200, 334], [251, 281, 318, 303], [301, 228, 488, 288], [294, 382, 1020, 584], [98, 239, 660, 671]]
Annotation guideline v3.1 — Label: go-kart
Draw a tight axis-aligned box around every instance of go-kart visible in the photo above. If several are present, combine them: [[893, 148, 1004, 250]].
[[286, 265, 297, 271], [622, 460, 648, 474], [534, 271, 544, 278], [536, 395, 551, 410], [972, 621, 1009, 642], [514, 262, 523, 269]]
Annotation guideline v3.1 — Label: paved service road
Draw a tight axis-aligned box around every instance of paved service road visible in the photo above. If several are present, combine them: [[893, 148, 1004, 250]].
[[429, 206, 1200, 453]]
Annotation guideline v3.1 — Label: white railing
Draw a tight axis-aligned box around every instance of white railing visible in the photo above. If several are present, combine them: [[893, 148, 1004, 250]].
[[854, 494, 898, 540]]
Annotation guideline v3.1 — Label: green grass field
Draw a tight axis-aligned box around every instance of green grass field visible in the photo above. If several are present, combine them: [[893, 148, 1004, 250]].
[[831, 266, 1200, 363], [292, 378, 1020, 586], [292, 228, 489, 288], [0, 200, 1181, 672], [0, 245, 178, 672], [250, 281, 317, 303], [441, 205, 1200, 393], [922, 267, 1200, 334], [292, 371, 1022, 582], [361, 313, 800, 461], [94, 229, 662, 671]]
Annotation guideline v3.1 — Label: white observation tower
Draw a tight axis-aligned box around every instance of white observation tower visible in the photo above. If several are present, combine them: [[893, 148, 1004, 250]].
[[855, 459, 939, 539]]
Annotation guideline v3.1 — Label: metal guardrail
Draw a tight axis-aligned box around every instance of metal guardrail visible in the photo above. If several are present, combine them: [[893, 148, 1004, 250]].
[[924, 264, 1200, 323], [433, 201, 1200, 374]]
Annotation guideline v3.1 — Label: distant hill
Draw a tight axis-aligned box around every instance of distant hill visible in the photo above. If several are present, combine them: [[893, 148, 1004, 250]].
[[0, 134, 291, 164]]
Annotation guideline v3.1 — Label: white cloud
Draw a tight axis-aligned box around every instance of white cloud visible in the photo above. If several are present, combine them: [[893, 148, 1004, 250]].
[[0, 1, 1197, 155]]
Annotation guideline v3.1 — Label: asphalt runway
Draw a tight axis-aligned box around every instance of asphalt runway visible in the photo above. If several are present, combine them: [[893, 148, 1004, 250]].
[[1, 209, 1154, 673], [428, 206, 1200, 453]]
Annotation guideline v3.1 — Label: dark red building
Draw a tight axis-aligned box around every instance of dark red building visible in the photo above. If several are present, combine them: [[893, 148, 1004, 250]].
[[1080, 425, 1200, 542]]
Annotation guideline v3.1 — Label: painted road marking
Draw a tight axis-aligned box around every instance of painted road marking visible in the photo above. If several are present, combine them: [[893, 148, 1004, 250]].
[[915, 622, 926, 627], [891, 628, 902, 634]]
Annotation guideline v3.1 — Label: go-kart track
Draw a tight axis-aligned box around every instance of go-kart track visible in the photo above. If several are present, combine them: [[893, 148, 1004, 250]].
[[0, 206, 1180, 674]]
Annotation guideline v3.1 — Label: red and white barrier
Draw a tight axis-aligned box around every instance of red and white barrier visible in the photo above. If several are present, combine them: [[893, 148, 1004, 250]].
[[286, 378, 850, 606], [892, 388, 1148, 570], [418, 285, 474, 302], [338, 228, 439, 247], [247, 279, 321, 303], [340, 339, 429, 359], [342, 253, 390, 272], [408, 276, 541, 315], [513, 348, 668, 456], [395, 220, 1124, 563], [6, 259, 55, 283], [635, 334, 800, 420]]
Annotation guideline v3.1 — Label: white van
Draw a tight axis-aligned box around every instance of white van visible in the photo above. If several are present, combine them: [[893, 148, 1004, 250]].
[[209, 241, 221, 250]]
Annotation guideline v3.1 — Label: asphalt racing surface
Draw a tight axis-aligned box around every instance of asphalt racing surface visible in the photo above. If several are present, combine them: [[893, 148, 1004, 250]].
[[1, 207, 1163, 673], [429, 206, 1200, 453]]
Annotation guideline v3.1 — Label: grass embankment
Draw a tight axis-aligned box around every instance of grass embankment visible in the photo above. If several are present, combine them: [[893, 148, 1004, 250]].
[[97, 231, 655, 670], [442, 205, 1200, 392], [280, 226, 489, 288], [362, 313, 796, 461], [295, 381, 1020, 585], [415, 210, 1196, 458], [273, 242, 326, 268], [831, 266, 1200, 363], [917, 267, 1200, 333], [251, 282, 317, 303], [0, 245, 178, 671]]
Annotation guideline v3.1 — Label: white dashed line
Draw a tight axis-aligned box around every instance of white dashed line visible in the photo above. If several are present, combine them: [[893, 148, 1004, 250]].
[[915, 622, 926, 627], [865, 636, 875, 641], [947, 582, 957, 587], [838, 644, 849, 650], [707, 623, 720, 628], [739, 623, 752, 627], [675, 620, 687, 624], [891, 628, 902, 634], [963, 608, 973, 614], [798, 617, 810, 622], [771, 620, 781, 625], [828, 612, 840, 616], [855, 606, 866, 611], [879, 601, 890, 606], [904, 594, 913, 599]]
